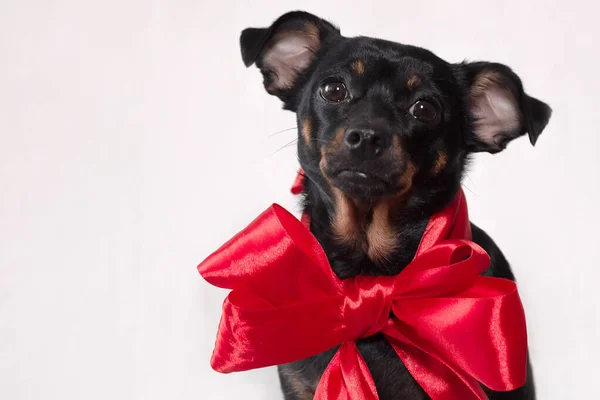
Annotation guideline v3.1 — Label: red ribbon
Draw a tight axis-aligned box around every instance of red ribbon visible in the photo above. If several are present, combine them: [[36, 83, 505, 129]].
[[198, 183, 527, 399], [291, 169, 305, 195]]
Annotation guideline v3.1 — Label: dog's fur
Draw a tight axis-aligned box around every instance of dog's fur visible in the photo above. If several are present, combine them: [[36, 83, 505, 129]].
[[240, 11, 551, 400]]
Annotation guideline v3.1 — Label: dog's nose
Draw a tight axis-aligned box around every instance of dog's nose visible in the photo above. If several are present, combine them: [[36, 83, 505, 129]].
[[344, 128, 390, 159]]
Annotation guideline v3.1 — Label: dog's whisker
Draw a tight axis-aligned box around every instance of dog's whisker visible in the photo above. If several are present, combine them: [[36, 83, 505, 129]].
[[463, 173, 479, 196], [268, 127, 298, 137], [268, 138, 298, 156]]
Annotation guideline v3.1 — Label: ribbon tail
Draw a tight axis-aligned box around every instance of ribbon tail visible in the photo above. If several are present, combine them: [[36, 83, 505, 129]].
[[384, 325, 488, 400], [314, 342, 379, 400]]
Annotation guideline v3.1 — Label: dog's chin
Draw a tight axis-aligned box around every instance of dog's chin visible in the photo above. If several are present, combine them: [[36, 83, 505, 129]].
[[329, 169, 404, 201]]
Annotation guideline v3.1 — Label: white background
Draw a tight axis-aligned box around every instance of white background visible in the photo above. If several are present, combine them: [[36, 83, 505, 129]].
[[1, 1, 599, 399]]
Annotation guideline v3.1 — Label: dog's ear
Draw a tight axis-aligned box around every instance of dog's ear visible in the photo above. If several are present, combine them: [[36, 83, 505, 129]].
[[240, 11, 340, 107], [460, 62, 552, 153]]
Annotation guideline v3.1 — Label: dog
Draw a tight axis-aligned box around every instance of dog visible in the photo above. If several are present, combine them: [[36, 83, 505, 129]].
[[239, 11, 551, 400]]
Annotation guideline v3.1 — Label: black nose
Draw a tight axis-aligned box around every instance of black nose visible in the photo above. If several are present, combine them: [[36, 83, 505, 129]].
[[344, 128, 390, 159]]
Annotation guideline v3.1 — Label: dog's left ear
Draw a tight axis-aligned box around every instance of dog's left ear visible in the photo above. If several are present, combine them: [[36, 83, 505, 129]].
[[461, 62, 552, 153], [240, 11, 340, 109]]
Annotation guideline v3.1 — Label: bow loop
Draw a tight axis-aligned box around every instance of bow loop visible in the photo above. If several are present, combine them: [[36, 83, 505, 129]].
[[388, 276, 527, 394], [211, 292, 352, 373], [394, 240, 491, 300], [198, 204, 341, 303]]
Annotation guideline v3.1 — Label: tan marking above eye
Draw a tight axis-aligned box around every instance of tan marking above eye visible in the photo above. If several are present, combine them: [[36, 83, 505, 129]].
[[301, 118, 312, 146], [432, 151, 448, 175], [351, 59, 365, 76], [407, 74, 420, 89]]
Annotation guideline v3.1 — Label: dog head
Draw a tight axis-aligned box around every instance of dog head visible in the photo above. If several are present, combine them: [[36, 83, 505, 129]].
[[241, 11, 551, 202]]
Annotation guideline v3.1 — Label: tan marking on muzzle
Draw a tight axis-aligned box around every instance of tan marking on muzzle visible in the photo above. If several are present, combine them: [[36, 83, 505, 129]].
[[391, 136, 417, 196], [332, 127, 345, 149], [319, 147, 328, 175], [351, 59, 365, 76], [301, 118, 312, 146], [432, 151, 448, 175], [367, 201, 397, 262], [319, 128, 344, 175], [397, 161, 417, 197]]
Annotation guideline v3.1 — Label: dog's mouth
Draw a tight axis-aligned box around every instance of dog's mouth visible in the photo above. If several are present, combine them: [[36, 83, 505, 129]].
[[319, 149, 414, 200], [329, 169, 402, 199]]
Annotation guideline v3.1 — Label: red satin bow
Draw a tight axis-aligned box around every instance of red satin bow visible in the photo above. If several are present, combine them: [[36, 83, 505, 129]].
[[198, 186, 528, 399]]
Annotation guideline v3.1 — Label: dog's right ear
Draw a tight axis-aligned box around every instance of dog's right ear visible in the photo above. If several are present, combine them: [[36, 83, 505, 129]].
[[240, 11, 340, 107]]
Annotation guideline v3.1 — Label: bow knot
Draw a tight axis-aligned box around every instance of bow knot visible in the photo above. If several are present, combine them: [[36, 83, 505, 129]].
[[342, 275, 397, 338]]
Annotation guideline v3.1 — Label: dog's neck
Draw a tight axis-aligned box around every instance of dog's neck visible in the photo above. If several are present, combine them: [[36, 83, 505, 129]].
[[301, 176, 460, 279]]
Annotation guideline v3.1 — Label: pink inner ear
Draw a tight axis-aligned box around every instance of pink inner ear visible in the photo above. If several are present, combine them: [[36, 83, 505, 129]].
[[261, 28, 320, 92], [471, 76, 522, 149]]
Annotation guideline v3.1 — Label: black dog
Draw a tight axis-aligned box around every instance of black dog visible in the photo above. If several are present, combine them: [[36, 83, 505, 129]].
[[240, 11, 550, 400]]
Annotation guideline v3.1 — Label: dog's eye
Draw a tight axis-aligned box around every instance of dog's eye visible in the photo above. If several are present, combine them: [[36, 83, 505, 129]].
[[409, 100, 439, 122], [320, 81, 348, 103]]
